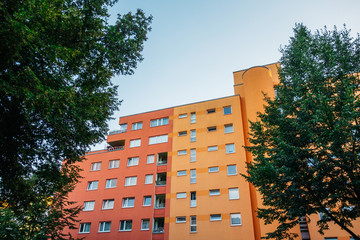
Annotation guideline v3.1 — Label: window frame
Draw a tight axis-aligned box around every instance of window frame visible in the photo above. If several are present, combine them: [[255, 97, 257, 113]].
[[79, 223, 91, 233], [90, 162, 101, 171], [141, 219, 150, 230], [102, 199, 114, 210], [179, 113, 187, 119], [176, 216, 186, 223], [190, 130, 196, 142], [178, 131, 187, 136], [178, 150, 187, 156], [124, 176, 137, 186], [176, 192, 187, 199], [207, 126, 217, 132], [150, 117, 169, 127], [149, 134, 168, 145], [147, 154, 155, 164], [223, 106, 232, 115], [129, 139, 141, 148], [145, 174, 153, 184], [224, 124, 234, 133], [105, 178, 117, 189], [190, 112, 196, 123], [227, 165, 237, 176], [190, 216, 197, 232], [190, 169, 196, 184], [98, 221, 111, 232], [122, 197, 135, 208], [127, 157, 139, 167], [207, 108, 216, 114], [143, 196, 152, 206], [208, 166, 219, 173], [226, 143, 235, 153], [131, 122, 143, 130], [83, 201, 95, 211], [210, 214, 222, 221], [119, 220, 132, 232], [208, 145, 218, 152], [230, 213, 242, 226], [87, 181, 99, 190], [177, 170, 187, 176], [209, 189, 220, 196], [229, 188, 240, 200], [108, 159, 120, 169]]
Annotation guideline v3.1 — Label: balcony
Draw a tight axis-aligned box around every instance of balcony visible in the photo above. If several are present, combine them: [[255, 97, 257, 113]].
[[153, 218, 164, 234], [108, 129, 126, 135], [157, 152, 168, 166], [155, 194, 165, 209], [155, 173, 166, 186]]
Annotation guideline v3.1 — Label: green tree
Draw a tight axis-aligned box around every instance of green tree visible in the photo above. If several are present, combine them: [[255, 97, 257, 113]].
[[0, 0, 151, 238], [245, 24, 360, 240]]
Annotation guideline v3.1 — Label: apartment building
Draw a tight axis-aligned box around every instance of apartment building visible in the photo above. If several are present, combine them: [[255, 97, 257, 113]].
[[65, 63, 359, 240]]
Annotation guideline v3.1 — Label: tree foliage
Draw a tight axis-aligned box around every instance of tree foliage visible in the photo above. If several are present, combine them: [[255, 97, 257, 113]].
[[0, 0, 152, 238], [245, 24, 360, 240]]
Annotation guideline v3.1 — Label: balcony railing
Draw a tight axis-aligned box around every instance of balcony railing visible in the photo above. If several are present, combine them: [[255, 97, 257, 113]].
[[155, 180, 166, 186], [153, 228, 164, 234], [155, 202, 165, 209], [108, 129, 126, 135], [157, 160, 167, 166], [107, 146, 124, 152]]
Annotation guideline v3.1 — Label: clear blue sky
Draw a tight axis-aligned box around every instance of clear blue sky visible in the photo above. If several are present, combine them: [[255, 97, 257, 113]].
[[93, 0, 360, 150]]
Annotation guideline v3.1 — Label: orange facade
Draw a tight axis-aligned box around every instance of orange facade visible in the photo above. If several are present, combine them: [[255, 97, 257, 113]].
[[65, 63, 359, 240]]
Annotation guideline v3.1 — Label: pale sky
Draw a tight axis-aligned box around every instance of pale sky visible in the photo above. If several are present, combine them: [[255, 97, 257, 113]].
[[93, 0, 360, 150]]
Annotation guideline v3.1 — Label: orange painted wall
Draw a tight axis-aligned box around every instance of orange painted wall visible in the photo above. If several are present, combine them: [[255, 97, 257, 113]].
[[65, 108, 173, 240], [168, 96, 256, 240]]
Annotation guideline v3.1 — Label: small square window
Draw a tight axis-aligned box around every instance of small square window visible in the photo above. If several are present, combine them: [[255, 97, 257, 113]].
[[102, 199, 114, 210], [208, 146, 218, 151], [125, 176, 137, 186], [87, 181, 98, 190], [79, 223, 91, 233], [207, 108, 216, 114], [176, 217, 186, 223], [83, 201, 95, 211], [177, 170, 187, 176], [229, 188, 239, 200], [224, 124, 234, 133], [210, 214, 221, 221], [226, 143, 235, 153], [145, 174, 153, 184], [119, 220, 132, 231], [143, 196, 152, 206], [208, 166, 219, 173], [129, 139, 141, 148], [178, 131, 187, 136], [91, 162, 101, 171], [179, 113, 187, 119], [209, 189, 220, 196], [127, 157, 139, 167], [207, 126, 217, 132], [178, 150, 187, 155], [223, 106, 232, 115], [230, 213, 242, 226], [108, 159, 119, 169], [177, 192, 187, 199], [141, 219, 150, 230], [105, 178, 117, 188], [132, 122, 143, 130], [227, 165, 237, 176], [98, 221, 111, 232], [147, 155, 155, 164], [122, 197, 135, 208]]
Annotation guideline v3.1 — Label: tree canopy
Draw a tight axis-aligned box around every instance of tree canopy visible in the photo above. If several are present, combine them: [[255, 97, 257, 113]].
[[0, 0, 152, 238], [245, 24, 360, 240]]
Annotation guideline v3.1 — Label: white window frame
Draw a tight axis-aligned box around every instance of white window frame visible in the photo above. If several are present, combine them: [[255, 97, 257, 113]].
[[105, 178, 117, 188], [145, 174, 153, 184], [143, 196, 152, 206], [102, 199, 114, 210], [226, 143, 235, 153], [122, 197, 135, 208], [207, 108, 216, 114], [177, 170, 187, 176], [178, 150, 187, 155], [208, 166, 219, 173], [190, 149, 196, 162], [141, 219, 150, 230], [209, 189, 220, 196], [208, 146, 218, 151], [129, 139, 141, 148], [176, 217, 186, 223], [229, 188, 240, 200], [190, 112, 196, 123], [179, 113, 187, 119], [127, 157, 139, 166], [149, 134, 168, 145], [87, 181, 98, 190], [176, 192, 187, 199], [207, 126, 217, 132], [125, 176, 137, 186], [119, 220, 132, 231], [190, 130, 196, 142], [190, 191, 197, 207], [91, 162, 101, 171], [150, 117, 169, 127], [190, 169, 196, 184], [210, 214, 222, 221], [108, 159, 119, 169], [83, 201, 95, 211], [98, 221, 111, 232], [190, 216, 197, 232], [79, 223, 91, 233], [224, 124, 234, 133], [227, 165, 237, 176], [230, 213, 242, 226], [178, 131, 187, 136], [132, 122, 143, 130], [147, 154, 155, 164]]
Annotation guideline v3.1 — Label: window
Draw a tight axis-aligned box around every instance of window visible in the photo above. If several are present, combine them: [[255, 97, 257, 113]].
[[91, 162, 101, 171], [155, 194, 165, 209], [119, 123, 127, 132], [147, 155, 155, 164], [83, 201, 95, 211], [129, 139, 141, 148], [108, 159, 119, 169], [190, 191, 197, 207], [209, 189, 220, 196], [176, 217, 186, 223], [207, 126, 217, 132], [102, 199, 114, 209], [178, 131, 187, 136], [122, 197, 135, 208], [229, 188, 240, 200], [79, 223, 91, 233], [145, 174, 153, 184], [141, 219, 150, 230], [105, 178, 117, 188], [190, 216, 197, 232], [143, 196, 152, 206], [127, 157, 139, 166], [179, 113, 187, 119], [156, 172, 166, 186], [208, 146, 218, 151], [87, 181, 98, 190], [149, 134, 168, 145], [224, 124, 234, 133], [223, 106, 232, 115], [177, 192, 187, 199], [226, 143, 235, 153], [207, 108, 216, 114], [132, 122, 143, 130], [178, 150, 187, 155], [98, 221, 111, 232], [119, 220, 132, 231], [157, 152, 168, 165], [190, 169, 196, 184], [208, 166, 219, 173], [227, 165, 237, 176], [230, 213, 242, 226], [190, 130, 196, 142], [324, 238, 338, 240], [125, 176, 137, 186], [153, 218, 165, 233], [150, 117, 169, 127], [210, 214, 221, 221], [190, 112, 196, 123], [190, 149, 196, 162], [177, 170, 187, 176]]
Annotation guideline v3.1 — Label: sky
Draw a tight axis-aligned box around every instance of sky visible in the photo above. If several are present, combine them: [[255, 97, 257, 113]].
[[93, 0, 360, 150]]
